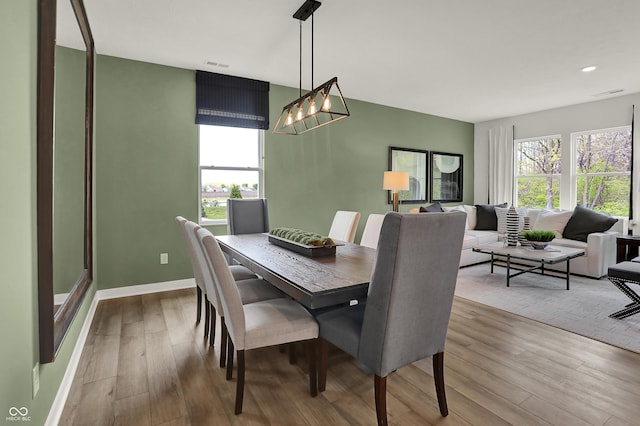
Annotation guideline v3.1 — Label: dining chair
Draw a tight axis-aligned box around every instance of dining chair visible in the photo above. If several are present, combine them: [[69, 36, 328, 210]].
[[175, 216, 211, 325], [179, 217, 282, 346], [328, 210, 361, 243], [227, 198, 269, 235], [316, 211, 467, 425], [359, 213, 386, 249], [199, 229, 319, 415], [193, 226, 287, 368]]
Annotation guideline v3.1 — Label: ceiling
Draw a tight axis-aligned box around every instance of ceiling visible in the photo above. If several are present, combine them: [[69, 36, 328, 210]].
[[57, 0, 640, 123]]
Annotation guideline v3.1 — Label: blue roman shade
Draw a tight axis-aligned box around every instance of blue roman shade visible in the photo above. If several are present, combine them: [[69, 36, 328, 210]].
[[196, 71, 270, 129]]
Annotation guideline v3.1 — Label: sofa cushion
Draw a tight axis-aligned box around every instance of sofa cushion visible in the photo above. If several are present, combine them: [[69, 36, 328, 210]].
[[463, 230, 501, 249], [532, 209, 572, 239], [562, 206, 618, 242], [475, 203, 508, 230], [550, 238, 588, 250]]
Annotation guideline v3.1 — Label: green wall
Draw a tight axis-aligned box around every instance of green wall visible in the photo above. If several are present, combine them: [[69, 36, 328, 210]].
[[95, 55, 198, 289], [94, 55, 474, 290], [265, 85, 474, 239], [1, 1, 96, 425]]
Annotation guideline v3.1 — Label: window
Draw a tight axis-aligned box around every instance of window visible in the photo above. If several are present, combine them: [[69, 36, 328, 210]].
[[514, 135, 561, 209], [199, 125, 263, 224], [573, 126, 631, 216]]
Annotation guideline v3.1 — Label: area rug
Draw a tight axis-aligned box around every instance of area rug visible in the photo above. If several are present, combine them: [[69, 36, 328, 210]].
[[455, 264, 640, 353]]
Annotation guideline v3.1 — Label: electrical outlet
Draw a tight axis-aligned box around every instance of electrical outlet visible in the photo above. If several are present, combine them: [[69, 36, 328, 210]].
[[32, 363, 40, 398], [160, 253, 169, 264]]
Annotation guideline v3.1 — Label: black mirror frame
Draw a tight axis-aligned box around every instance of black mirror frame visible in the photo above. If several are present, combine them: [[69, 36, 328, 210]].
[[430, 151, 463, 203], [37, 0, 94, 363]]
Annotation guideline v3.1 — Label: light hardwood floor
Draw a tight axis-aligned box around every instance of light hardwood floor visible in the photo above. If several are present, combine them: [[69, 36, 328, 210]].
[[59, 288, 640, 425]]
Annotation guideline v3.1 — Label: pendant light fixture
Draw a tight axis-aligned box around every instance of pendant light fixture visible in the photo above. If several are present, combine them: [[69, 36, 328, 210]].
[[273, 0, 350, 135]]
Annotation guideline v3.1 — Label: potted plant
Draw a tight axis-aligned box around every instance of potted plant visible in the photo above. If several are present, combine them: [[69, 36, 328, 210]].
[[520, 230, 555, 250]]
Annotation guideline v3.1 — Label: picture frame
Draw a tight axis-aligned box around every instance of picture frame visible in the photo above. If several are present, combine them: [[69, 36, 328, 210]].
[[430, 151, 463, 202], [388, 146, 428, 204]]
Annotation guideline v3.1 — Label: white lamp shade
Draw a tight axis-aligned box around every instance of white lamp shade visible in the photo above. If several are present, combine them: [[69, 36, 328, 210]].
[[383, 171, 410, 191]]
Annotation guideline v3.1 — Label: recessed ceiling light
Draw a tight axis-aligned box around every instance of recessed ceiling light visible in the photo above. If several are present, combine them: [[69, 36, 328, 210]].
[[581, 65, 597, 73]]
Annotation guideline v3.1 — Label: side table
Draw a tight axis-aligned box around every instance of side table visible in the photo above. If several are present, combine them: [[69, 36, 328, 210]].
[[616, 235, 640, 263]]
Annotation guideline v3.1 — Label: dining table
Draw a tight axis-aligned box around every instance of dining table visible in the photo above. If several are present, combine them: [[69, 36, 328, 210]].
[[215, 233, 376, 309]]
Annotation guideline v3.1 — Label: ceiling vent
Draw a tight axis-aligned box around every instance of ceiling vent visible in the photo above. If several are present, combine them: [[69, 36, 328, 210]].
[[593, 89, 624, 97]]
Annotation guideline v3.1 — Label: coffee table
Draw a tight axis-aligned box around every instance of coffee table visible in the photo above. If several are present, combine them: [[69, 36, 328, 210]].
[[472, 242, 585, 290]]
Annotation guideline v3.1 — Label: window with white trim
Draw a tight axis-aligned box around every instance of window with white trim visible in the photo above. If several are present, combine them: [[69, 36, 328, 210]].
[[572, 126, 631, 216], [199, 125, 263, 224], [514, 135, 561, 209]]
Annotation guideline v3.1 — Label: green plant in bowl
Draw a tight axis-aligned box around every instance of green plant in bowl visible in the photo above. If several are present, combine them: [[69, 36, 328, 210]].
[[520, 230, 555, 249]]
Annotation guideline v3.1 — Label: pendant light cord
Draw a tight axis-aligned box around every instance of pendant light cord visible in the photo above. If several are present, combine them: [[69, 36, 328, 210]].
[[299, 20, 302, 97], [311, 11, 314, 89]]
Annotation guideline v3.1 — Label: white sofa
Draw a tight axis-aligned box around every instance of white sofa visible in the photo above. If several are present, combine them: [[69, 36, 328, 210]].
[[412, 205, 627, 279]]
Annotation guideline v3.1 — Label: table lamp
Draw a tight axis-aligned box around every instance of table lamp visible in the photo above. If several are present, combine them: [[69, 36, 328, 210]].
[[383, 171, 410, 212]]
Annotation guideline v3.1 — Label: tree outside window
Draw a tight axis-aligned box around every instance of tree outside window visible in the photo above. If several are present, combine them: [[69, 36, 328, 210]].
[[515, 136, 561, 209], [574, 127, 631, 216], [199, 125, 262, 223]]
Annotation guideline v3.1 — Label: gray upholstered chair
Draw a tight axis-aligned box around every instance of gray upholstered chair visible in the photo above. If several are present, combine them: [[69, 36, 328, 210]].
[[199, 229, 319, 415], [328, 210, 361, 243], [176, 216, 208, 324], [359, 213, 386, 249], [227, 198, 269, 235], [193, 226, 286, 367], [316, 211, 467, 425], [180, 218, 282, 349]]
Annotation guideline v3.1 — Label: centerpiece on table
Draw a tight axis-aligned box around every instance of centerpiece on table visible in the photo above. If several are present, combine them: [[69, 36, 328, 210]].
[[520, 230, 555, 250], [268, 227, 338, 257]]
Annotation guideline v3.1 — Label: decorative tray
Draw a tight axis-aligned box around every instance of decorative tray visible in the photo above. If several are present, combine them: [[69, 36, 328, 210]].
[[268, 235, 338, 257]]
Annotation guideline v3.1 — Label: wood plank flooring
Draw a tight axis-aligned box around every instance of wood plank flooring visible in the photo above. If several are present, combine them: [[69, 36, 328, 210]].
[[59, 288, 640, 425]]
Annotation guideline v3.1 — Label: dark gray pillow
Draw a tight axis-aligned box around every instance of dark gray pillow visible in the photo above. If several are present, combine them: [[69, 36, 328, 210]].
[[475, 203, 507, 230], [419, 202, 444, 213], [563, 205, 618, 242]]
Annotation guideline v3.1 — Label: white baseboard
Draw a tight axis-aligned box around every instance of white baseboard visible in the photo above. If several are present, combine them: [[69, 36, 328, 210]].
[[45, 292, 99, 426], [46, 278, 196, 425], [97, 278, 196, 300]]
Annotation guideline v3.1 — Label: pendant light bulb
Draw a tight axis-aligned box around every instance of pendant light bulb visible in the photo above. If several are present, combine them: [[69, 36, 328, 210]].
[[285, 110, 293, 126], [308, 99, 317, 115], [296, 104, 304, 121], [323, 95, 331, 111]]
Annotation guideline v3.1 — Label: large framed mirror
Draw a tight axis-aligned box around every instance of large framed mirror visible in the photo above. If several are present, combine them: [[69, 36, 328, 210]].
[[430, 152, 463, 203], [388, 146, 428, 204], [37, 0, 94, 363]]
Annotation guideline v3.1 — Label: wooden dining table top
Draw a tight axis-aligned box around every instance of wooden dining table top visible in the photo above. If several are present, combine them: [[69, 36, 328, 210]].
[[216, 233, 376, 309]]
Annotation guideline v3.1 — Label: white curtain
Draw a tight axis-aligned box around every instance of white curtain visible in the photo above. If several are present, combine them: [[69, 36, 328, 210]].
[[488, 126, 514, 205], [633, 106, 638, 235]]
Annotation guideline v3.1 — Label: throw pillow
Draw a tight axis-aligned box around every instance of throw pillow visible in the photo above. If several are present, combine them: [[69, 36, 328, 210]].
[[463, 205, 477, 230], [532, 209, 573, 239], [475, 203, 508, 230], [419, 202, 444, 213], [563, 206, 618, 242], [443, 205, 469, 229]]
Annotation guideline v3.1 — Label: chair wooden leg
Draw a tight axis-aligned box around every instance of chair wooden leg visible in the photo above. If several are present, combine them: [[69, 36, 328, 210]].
[[209, 303, 216, 347], [226, 338, 235, 380], [433, 352, 448, 416], [318, 338, 329, 392], [234, 350, 245, 415], [220, 319, 228, 368], [374, 375, 388, 426], [307, 340, 317, 397], [196, 286, 202, 324], [204, 298, 210, 338]]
